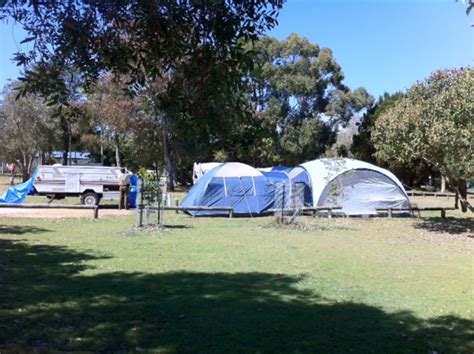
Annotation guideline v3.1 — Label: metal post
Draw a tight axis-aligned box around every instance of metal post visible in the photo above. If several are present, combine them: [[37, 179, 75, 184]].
[[136, 180, 144, 227], [93, 206, 99, 219], [157, 199, 162, 226], [175, 198, 179, 214], [145, 205, 150, 225], [388, 208, 393, 218], [281, 183, 285, 222]]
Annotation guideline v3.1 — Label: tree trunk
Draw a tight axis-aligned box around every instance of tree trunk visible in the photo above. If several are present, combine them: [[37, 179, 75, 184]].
[[60, 115, 70, 166], [21, 168, 29, 182], [19, 153, 30, 182], [114, 133, 121, 167], [100, 126, 105, 165], [440, 175, 447, 193], [446, 173, 469, 213], [68, 125, 72, 165], [457, 179, 468, 213], [161, 113, 175, 191], [23, 155, 34, 181]]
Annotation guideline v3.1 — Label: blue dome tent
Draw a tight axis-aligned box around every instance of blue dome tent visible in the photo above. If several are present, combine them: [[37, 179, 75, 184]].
[[181, 162, 275, 216], [300, 158, 411, 216]]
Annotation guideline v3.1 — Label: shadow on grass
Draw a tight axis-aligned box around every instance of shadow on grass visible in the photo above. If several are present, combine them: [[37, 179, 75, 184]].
[[0, 239, 472, 353], [414, 217, 474, 236], [0, 225, 51, 235]]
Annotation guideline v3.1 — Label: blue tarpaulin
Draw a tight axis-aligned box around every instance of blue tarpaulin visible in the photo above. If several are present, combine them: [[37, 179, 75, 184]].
[[0, 169, 38, 204], [129, 175, 139, 208]]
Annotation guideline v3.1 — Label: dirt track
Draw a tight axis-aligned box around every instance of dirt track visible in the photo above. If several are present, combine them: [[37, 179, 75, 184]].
[[0, 208, 134, 218]]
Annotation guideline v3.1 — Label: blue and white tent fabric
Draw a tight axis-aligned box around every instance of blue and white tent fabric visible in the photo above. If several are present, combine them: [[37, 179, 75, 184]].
[[182, 162, 275, 216], [0, 168, 39, 204], [300, 158, 411, 216], [260, 166, 312, 207]]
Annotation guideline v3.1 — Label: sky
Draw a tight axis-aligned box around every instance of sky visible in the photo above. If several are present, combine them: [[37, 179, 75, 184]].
[[0, 0, 472, 98]]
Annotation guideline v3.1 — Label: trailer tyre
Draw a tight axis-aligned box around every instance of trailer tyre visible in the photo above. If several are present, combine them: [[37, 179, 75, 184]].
[[81, 192, 99, 206]]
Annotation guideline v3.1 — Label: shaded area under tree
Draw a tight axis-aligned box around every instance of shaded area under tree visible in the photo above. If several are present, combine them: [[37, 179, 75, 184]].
[[0, 239, 472, 352], [414, 217, 474, 236]]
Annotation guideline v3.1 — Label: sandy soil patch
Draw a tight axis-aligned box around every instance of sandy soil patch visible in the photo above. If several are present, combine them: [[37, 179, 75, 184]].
[[0, 208, 134, 218]]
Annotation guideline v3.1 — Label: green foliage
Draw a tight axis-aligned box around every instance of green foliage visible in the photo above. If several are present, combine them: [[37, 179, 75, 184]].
[[0, 82, 59, 179], [2, 0, 283, 101], [460, 0, 474, 14], [352, 92, 404, 163], [373, 68, 474, 181], [242, 34, 373, 166], [351, 92, 435, 186]]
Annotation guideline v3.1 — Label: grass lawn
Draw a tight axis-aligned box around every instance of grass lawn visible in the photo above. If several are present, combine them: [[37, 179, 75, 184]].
[[0, 205, 473, 353]]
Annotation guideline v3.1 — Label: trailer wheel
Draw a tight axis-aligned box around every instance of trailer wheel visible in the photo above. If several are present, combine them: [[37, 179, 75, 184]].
[[81, 192, 99, 206]]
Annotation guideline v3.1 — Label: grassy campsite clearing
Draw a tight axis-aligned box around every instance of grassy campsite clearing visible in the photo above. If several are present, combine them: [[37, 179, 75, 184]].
[[0, 210, 472, 352]]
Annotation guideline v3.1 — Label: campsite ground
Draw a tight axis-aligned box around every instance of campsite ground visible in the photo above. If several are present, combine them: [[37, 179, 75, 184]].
[[0, 175, 473, 352]]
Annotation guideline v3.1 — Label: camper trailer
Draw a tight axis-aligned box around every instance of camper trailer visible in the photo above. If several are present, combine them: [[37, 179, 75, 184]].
[[32, 165, 132, 205]]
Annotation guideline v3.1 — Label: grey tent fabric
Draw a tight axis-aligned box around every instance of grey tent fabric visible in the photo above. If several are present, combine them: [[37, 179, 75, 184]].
[[300, 158, 411, 216], [318, 169, 411, 215]]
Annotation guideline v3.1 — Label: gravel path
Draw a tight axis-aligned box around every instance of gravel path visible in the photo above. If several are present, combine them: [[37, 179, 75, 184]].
[[0, 208, 134, 218]]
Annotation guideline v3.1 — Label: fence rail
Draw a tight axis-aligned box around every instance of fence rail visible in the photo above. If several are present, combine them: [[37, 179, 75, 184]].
[[135, 205, 234, 226], [376, 207, 457, 218], [268, 206, 343, 218], [162, 206, 234, 218], [406, 191, 456, 198], [0, 203, 99, 219], [406, 191, 474, 198]]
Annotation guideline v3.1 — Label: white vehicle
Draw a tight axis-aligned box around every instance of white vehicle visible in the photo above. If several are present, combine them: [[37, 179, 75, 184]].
[[32, 165, 132, 205], [192, 162, 222, 184]]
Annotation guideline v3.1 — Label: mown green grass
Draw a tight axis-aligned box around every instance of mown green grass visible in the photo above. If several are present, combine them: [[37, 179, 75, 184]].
[[0, 210, 472, 353]]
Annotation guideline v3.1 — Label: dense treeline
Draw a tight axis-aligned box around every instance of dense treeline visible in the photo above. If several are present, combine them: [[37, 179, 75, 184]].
[[0, 34, 373, 187]]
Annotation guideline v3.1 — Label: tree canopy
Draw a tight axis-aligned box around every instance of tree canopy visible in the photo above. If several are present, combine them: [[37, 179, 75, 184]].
[[241, 34, 373, 166], [372, 67, 473, 211], [0, 83, 58, 180], [1, 0, 283, 99]]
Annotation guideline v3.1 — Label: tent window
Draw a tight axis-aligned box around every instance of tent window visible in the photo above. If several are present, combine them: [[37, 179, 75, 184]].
[[229, 177, 254, 196]]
